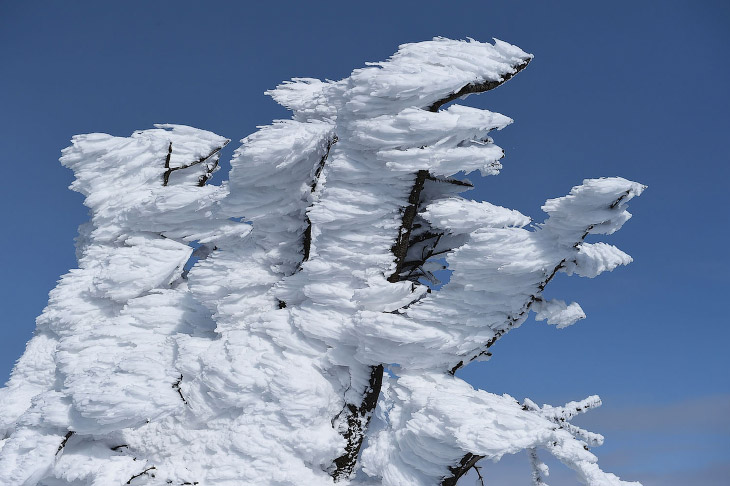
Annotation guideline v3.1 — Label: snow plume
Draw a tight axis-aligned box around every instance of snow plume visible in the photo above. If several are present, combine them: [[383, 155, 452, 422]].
[[0, 38, 644, 485]]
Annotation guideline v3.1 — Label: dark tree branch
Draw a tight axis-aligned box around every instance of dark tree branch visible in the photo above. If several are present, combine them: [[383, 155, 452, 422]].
[[172, 374, 188, 405], [56, 431, 74, 456], [425, 173, 473, 187], [126, 466, 156, 484], [448, 361, 464, 376], [331, 364, 384, 481], [402, 233, 444, 283], [448, 255, 567, 380], [196, 157, 219, 187], [387, 170, 429, 283], [162, 141, 230, 187], [427, 58, 531, 113], [312, 135, 338, 194], [302, 136, 337, 264], [442, 453, 485, 486], [473, 464, 485, 486], [332, 169, 431, 479], [406, 230, 443, 247], [164, 142, 173, 176]]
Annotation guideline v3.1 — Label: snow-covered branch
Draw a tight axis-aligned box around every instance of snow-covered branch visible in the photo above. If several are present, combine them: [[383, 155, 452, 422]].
[[0, 37, 644, 486]]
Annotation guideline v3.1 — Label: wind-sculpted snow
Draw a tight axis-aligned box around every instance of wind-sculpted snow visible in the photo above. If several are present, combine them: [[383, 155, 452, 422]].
[[0, 38, 644, 485], [361, 374, 640, 486], [353, 177, 643, 372]]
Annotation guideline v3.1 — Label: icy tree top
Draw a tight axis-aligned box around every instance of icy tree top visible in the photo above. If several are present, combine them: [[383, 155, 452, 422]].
[[270, 37, 531, 120], [0, 38, 643, 486]]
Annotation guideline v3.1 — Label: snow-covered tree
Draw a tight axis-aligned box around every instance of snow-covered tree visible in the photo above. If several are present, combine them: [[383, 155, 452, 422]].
[[0, 38, 644, 486]]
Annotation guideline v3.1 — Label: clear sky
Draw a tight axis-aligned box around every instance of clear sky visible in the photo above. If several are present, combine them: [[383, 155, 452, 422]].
[[1, 1, 728, 484]]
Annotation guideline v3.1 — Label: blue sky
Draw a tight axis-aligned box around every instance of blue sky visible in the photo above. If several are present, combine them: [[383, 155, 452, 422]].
[[1, 1, 728, 484]]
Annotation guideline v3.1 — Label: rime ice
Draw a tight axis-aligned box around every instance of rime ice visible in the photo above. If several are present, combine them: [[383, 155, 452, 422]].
[[0, 38, 643, 486]]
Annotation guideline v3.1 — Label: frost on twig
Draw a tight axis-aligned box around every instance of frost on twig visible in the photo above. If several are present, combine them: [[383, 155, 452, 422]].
[[162, 139, 230, 187], [529, 448, 550, 486]]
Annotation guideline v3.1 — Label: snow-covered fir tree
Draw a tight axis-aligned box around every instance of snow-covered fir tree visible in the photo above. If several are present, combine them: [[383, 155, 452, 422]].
[[0, 38, 645, 486]]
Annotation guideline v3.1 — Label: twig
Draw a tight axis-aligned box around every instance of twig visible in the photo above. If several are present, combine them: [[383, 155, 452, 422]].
[[473, 464, 485, 486], [172, 374, 188, 405], [162, 141, 229, 186], [56, 431, 74, 455], [442, 453, 484, 486], [126, 466, 156, 484]]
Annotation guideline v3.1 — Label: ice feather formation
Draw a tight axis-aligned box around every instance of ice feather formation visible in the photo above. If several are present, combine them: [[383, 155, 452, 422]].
[[0, 38, 644, 486]]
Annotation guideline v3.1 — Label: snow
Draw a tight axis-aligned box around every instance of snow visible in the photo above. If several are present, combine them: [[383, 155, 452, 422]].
[[532, 299, 586, 328], [0, 37, 644, 486]]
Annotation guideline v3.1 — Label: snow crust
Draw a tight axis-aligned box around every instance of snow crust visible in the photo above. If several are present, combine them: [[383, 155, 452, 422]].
[[0, 38, 644, 486]]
